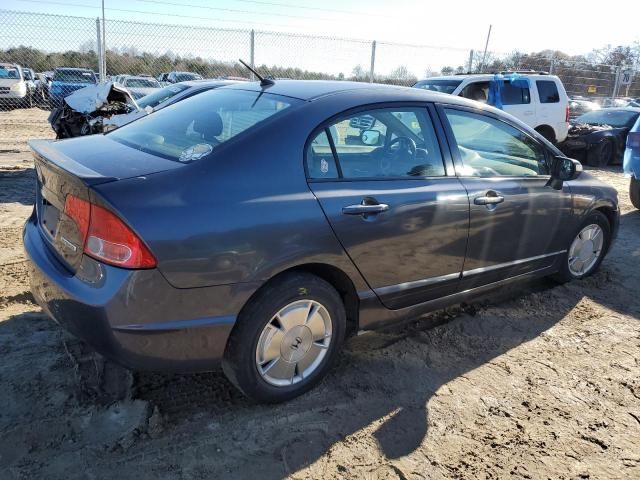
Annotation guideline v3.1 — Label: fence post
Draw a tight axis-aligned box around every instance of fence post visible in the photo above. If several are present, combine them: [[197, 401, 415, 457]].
[[369, 40, 376, 83], [250, 29, 255, 81], [549, 54, 555, 75], [467, 50, 474, 73], [95, 18, 104, 81]]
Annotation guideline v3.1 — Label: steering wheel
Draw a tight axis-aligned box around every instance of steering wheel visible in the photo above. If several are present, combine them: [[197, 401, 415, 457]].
[[379, 136, 417, 175]]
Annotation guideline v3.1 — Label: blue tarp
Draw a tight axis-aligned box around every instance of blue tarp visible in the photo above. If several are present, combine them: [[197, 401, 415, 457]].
[[487, 73, 530, 110]]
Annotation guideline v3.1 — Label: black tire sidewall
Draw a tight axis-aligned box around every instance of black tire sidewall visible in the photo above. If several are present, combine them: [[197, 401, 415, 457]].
[[630, 178, 640, 210], [588, 140, 612, 167], [223, 273, 346, 403], [554, 210, 611, 283]]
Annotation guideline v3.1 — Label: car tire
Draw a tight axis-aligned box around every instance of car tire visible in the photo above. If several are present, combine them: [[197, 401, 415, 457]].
[[586, 140, 613, 167], [631, 177, 640, 210], [222, 272, 346, 403], [551, 210, 611, 284], [535, 126, 556, 144]]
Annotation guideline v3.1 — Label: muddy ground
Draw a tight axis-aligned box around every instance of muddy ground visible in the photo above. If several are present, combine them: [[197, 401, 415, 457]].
[[0, 108, 638, 480]]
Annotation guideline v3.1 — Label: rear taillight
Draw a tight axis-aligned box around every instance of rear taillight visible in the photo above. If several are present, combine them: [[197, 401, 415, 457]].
[[565, 105, 570, 123], [627, 132, 640, 149], [63, 195, 156, 269]]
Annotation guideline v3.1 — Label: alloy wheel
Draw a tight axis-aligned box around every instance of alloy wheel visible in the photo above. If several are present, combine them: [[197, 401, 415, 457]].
[[255, 299, 332, 387], [568, 224, 604, 276]]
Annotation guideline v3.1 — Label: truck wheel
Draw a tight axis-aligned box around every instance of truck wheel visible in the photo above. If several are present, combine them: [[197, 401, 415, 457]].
[[223, 272, 346, 403], [631, 178, 640, 210]]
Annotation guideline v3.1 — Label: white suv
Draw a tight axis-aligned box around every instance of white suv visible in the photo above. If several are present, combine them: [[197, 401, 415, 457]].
[[414, 72, 569, 143], [0, 63, 30, 108]]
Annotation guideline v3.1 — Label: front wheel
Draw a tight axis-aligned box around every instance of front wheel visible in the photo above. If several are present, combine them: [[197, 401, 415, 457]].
[[586, 140, 613, 167], [631, 178, 640, 210], [222, 273, 346, 403], [552, 211, 610, 283]]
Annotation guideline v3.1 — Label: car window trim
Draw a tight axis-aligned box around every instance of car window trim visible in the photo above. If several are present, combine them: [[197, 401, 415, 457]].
[[435, 103, 553, 178], [304, 102, 455, 183]]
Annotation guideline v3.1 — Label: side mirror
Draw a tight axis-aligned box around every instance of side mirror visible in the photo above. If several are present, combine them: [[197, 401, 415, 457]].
[[360, 129, 381, 146], [547, 156, 582, 190]]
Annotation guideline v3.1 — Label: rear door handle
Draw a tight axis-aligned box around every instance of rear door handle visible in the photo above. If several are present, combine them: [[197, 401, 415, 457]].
[[342, 203, 389, 215], [474, 195, 504, 205]]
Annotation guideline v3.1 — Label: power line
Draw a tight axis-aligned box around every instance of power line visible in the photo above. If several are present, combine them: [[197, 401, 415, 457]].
[[13, 0, 301, 29], [133, 0, 340, 22]]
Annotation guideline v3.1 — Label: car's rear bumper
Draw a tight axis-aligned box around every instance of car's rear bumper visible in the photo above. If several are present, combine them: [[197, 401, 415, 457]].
[[23, 215, 259, 372]]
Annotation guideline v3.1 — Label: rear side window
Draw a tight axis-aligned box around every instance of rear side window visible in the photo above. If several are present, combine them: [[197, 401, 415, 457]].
[[109, 89, 300, 162], [502, 81, 530, 105], [536, 80, 560, 103]]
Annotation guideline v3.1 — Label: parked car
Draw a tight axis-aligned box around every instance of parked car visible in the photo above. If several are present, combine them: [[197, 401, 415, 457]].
[[166, 71, 203, 83], [0, 63, 31, 108], [623, 114, 640, 208], [25, 81, 619, 403], [414, 72, 570, 143], [120, 75, 161, 99], [568, 98, 599, 120], [34, 72, 51, 102], [560, 108, 640, 166], [49, 67, 97, 108]]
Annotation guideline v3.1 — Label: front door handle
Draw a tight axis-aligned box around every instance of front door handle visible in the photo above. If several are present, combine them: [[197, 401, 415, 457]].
[[474, 194, 504, 205], [342, 203, 389, 215]]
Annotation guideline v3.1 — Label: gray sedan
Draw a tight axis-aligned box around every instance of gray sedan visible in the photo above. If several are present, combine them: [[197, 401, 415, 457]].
[[24, 81, 619, 403]]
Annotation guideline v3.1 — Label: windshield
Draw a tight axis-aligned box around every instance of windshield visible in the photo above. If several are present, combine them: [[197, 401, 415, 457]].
[[125, 78, 160, 88], [174, 73, 202, 82], [576, 110, 639, 128], [53, 70, 96, 83], [413, 79, 462, 94], [110, 88, 301, 161], [0, 67, 20, 79], [136, 84, 190, 109]]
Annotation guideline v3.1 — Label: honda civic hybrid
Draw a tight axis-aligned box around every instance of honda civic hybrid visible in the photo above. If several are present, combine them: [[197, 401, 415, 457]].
[[24, 81, 619, 402]]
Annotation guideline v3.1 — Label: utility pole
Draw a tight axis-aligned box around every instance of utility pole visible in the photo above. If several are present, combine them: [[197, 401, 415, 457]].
[[468, 50, 474, 73], [369, 41, 376, 83], [101, 0, 106, 79], [480, 25, 492, 73]]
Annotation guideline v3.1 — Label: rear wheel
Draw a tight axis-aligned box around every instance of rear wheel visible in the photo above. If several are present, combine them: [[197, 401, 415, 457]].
[[631, 177, 640, 210], [535, 126, 556, 144], [552, 211, 610, 283], [222, 272, 346, 403]]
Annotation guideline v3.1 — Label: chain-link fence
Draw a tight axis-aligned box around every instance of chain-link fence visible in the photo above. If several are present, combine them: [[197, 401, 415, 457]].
[[0, 8, 638, 112]]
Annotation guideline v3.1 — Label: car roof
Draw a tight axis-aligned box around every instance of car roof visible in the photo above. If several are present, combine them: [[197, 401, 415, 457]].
[[55, 67, 94, 72], [222, 79, 504, 109], [416, 73, 560, 82]]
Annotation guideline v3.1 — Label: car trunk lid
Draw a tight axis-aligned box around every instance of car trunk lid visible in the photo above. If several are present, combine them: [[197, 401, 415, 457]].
[[30, 137, 184, 273]]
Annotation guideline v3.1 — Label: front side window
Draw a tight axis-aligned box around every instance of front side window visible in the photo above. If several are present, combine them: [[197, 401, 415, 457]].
[[110, 88, 300, 162], [307, 107, 445, 179], [444, 109, 547, 177], [537, 80, 560, 103]]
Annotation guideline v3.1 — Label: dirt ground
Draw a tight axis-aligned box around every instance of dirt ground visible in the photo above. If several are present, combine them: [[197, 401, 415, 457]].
[[0, 108, 638, 480]]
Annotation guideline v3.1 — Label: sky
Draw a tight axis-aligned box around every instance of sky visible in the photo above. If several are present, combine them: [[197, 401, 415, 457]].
[[2, 0, 639, 76]]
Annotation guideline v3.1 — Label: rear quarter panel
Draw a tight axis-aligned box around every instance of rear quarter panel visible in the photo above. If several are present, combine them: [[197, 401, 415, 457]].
[[92, 97, 377, 292]]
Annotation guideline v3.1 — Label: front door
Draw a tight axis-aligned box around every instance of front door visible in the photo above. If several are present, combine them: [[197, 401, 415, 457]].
[[306, 106, 469, 309], [439, 106, 571, 287]]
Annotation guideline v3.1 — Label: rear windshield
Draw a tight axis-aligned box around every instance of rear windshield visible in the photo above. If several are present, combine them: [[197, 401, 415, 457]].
[[109, 88, 301, 161], [136, 84, 190, 109], [54, 70, 96, 83], [413, 79, 462, 94], [0, 67, 20, 79], [174, 72, 202, 82], [576, 110, 639, 128], [125, 78, 160, 88]]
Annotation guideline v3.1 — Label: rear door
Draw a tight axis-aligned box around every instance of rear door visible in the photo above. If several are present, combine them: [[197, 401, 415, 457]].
[[306, 105, 469, 309], [438, 105, 571, 287]]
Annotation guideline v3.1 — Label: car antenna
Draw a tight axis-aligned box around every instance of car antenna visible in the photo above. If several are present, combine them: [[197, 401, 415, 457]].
[[238, 59, 274, 87]]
